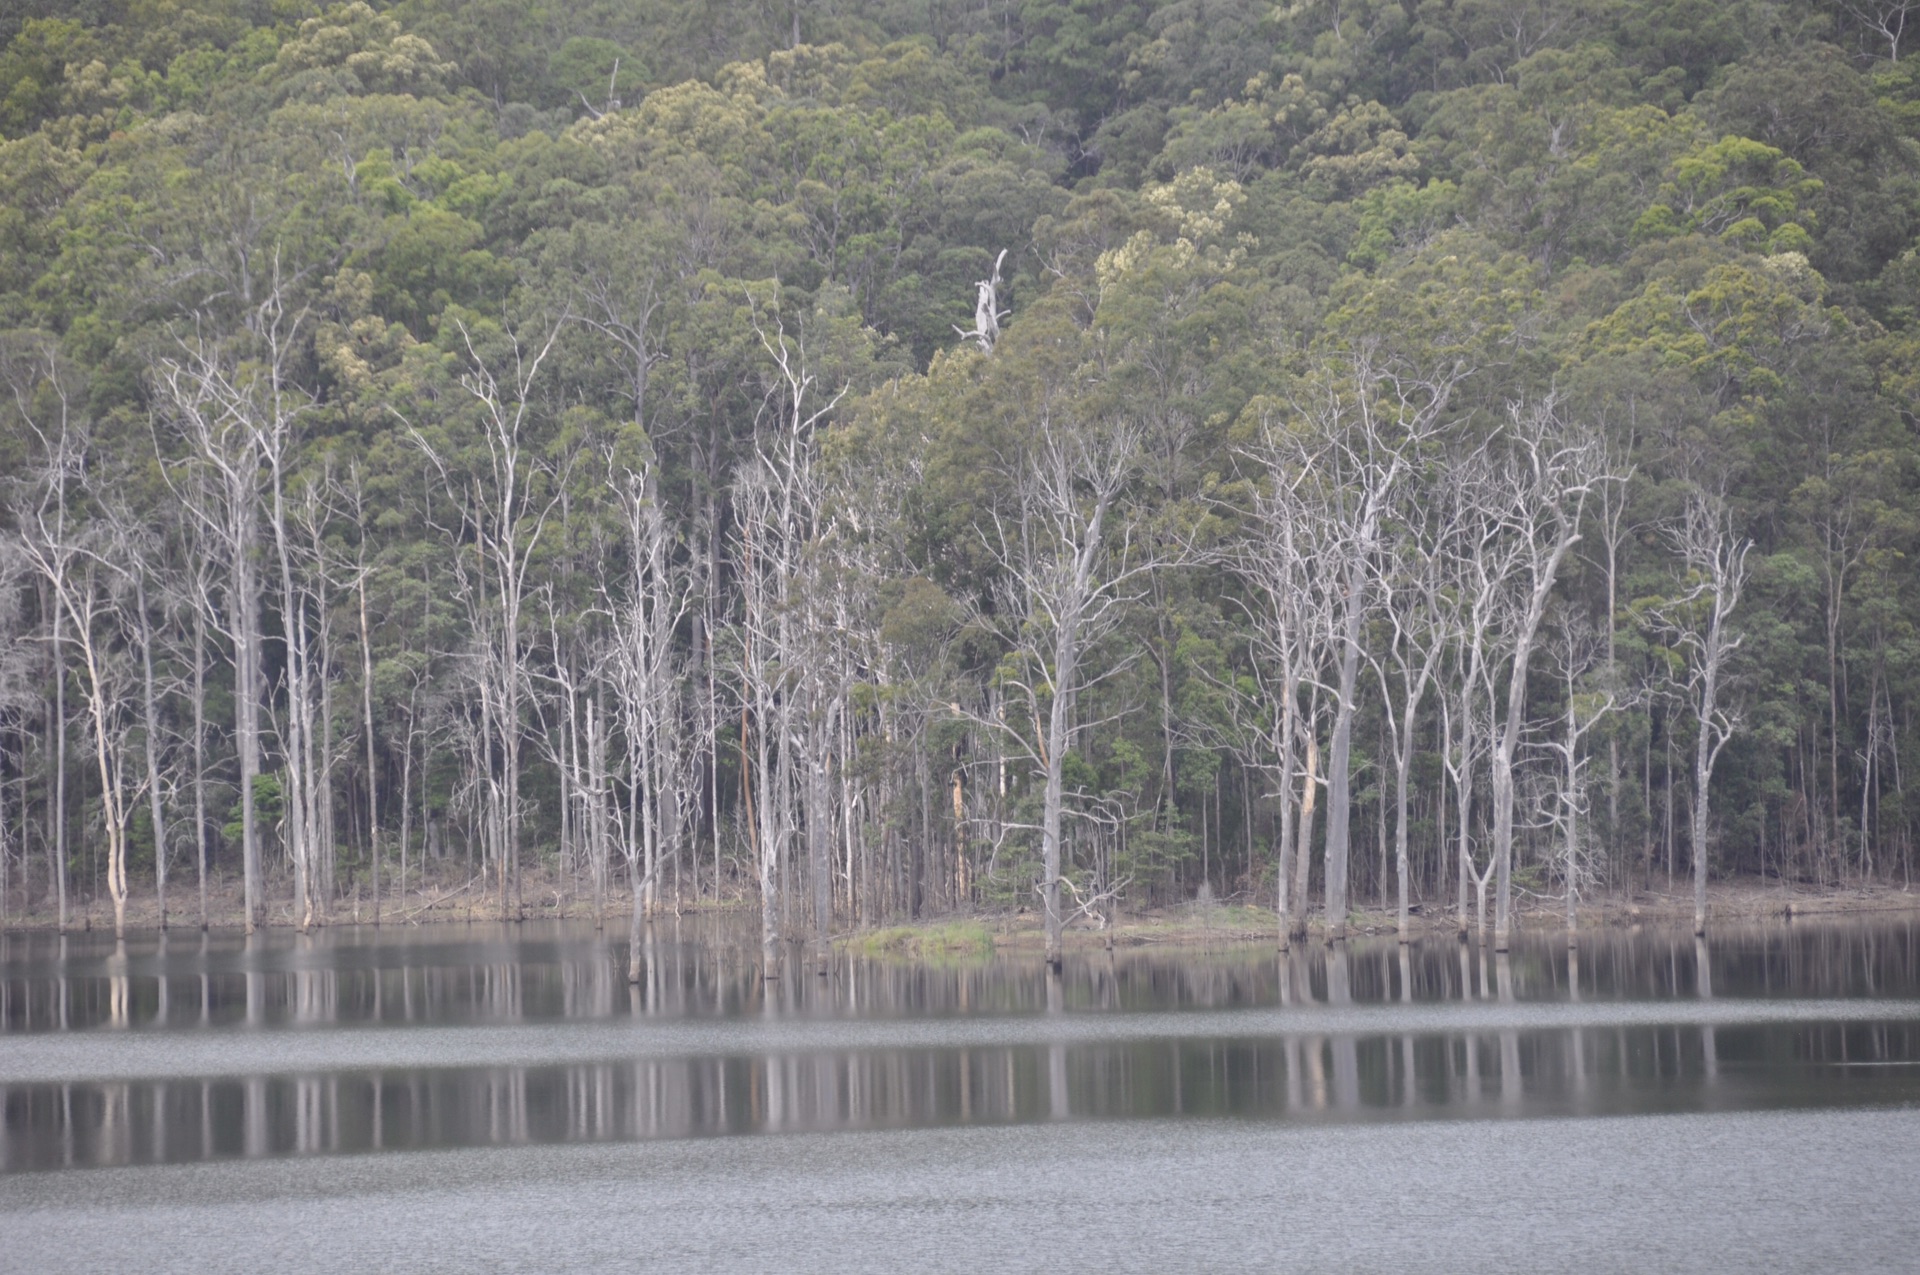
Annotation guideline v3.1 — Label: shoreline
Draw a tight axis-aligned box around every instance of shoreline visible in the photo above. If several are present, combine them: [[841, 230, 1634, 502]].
[[3, 876, 1914, 943], [0, 871, 760, 935], [841, 879, 1920, 957]]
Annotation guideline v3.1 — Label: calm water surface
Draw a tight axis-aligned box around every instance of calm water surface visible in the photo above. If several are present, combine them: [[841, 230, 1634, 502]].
[[2, 915, 1916, 1271]]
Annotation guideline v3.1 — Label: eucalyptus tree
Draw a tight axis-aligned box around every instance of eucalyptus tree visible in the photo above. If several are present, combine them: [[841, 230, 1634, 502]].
[[604, 436, 697, 979], [1228, 414, 1330, 944], [159, 293, 344, 930], [0, 332, 76, 930], [182, 546, 219, 929], [1658, 489, 1752, 935], [0, 544, 29, 926], [152, 305, 312, 932], [733, 293, 846, 968], [1484, 398, 1614, 951], [795, 530, 849, 964], [1269, 347, 1458, 941], [1368, 451, 1455, 941], [980, 406, 1155, 968], [16, 415, 141, 937], [1835, 0, 1917, 62], [1440, 440, 1519, 942], [335, 464, 382, 920], [1541, 615, 1619, 945], [411, 310, 570, 920], [113, 504, 178, 930], [264, 391, 328, 930]]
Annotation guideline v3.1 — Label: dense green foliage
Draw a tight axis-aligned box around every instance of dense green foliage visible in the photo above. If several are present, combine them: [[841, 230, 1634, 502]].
[[1, 0, 1916, 933]]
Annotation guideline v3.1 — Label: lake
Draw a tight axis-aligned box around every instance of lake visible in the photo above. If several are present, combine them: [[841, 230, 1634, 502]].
[[2, 915, 1917, 1272]]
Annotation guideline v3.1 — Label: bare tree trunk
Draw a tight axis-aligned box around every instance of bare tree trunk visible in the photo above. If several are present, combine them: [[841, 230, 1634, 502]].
[[359, 568, 379, 924], [412, 316, 568, 926], [627, 833, 646, 984], [1041, 637, 1073, 968], [398, 701, 414, 913], [810, 735, 832, 973], [0, 723, 10, 928], [1273, 691, 1297, 950], [587, 694, 607, 927], [1670, 494, 1751, 937], [266, 451, 316, 932], [317, 596, 337, 922], [1393, 728, 1412, 941], [52, 600, 67, 932], [1490, 400, 1608, 951], [1322, 576, 1363, 942], [1565, 702, 1581, 946], [234, 545, 262, 933], [1293, 732, 1318, 935], [154, 330, 298, 935], [134, 575, 169, 929], [192, 601, 208, 930]]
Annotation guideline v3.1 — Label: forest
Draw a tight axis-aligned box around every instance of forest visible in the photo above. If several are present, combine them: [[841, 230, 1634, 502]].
[[0, 0, 1916, 964]]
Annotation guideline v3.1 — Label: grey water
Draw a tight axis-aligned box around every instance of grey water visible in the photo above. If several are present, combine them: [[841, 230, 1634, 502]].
[[3, 916, 1918, 1271]]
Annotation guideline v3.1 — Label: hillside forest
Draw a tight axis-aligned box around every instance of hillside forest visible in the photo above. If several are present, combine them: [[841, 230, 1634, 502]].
[[1, 0, 1918, 962]]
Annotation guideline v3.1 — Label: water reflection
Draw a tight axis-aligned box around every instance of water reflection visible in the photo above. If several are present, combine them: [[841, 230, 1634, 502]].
[[6, 1016, 1917, 1172], [5, 919, 1920, 1174], [5, 919, 1919, 1034]]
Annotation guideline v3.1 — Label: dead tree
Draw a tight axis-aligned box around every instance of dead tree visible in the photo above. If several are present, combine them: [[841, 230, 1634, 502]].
[[1837, 0, 1917, 60], [1658, 489, 1751, 936], [17, 425, 142, 937], [974, 410, 1155, 968], [605, 444, 695, 980], [117, 511, 178, 931], [1441, 438, 1518, 942], [1541, 614, 1619, 945], [1368, 473, 1453, 942], [734, 294, 844, 973], [1, 334, 77, 930], [153, 304, 311, 932], [1484, 397, 1613, 951], [1228, 423, 1329, 946], [0, 545, 30, 927], [1266, 349, 1458, 940], [412, 311, 569, 921], [955, 250, 1011, 353]]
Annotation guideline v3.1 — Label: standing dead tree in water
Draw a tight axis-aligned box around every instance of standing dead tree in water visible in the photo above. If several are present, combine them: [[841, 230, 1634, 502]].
[[1541, 614, 1620, 946], [734, 295, 843, 974], [792, 497, 866, 972], [412, 311, 569, 921], [974, 410, 1156, 969], [1368, 455, 1455, 944], [1437, 441, 1513, 942], [154, 344, 265, 930], [14, 409, 143, 938], [1, 334, 77, 931], [264, 408, 330, 931], [605, 440, 696, 982], [107, 500, 181, 932], [1483, 398, 1614, 952], [1656, 489, 1751, 937], [152, 295, 311, 933], [1226, 425, 1328, 946], [1249, 349, 1459, 942], [0, 543, 31, 926]]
